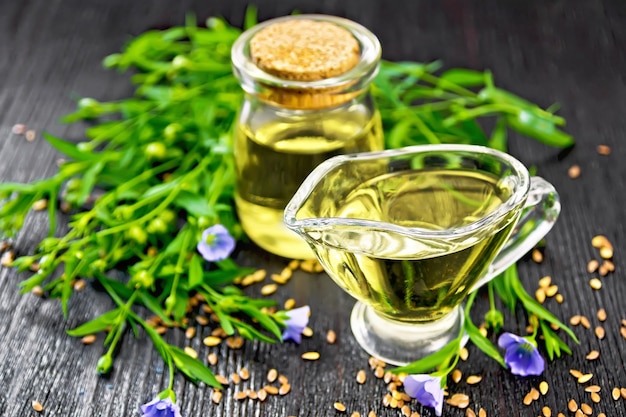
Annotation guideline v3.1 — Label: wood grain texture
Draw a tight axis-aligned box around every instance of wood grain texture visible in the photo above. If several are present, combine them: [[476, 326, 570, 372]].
[[1, 0, 626, 416]]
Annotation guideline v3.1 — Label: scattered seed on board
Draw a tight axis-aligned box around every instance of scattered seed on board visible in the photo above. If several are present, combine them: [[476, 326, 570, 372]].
[[279, 384, 291, 395], [568, 164, 581, 178], [81, 334, 96, 345], [203, 336, 222, 347], [587, 259, 599, 273], [215, 375, 229, 385], [532, 249, 543, 263], [555, 293, 564, 303], [239, 368, 250, 380], [261, 283, 278, 296], [597, 308, 607, 322], [334, 402, 347, 412], [595, 326, 605, 339], [401, 405, 411, 416], [302, 326, 314, 337], [278, 374, 289, 385], [621, 327, 626, 340], [32, 199, 48, 211], [231, 373, 241, 384], [284, 298, 296, 310], [596, 144, 611, 155], [356, 369, 367, 384], [32, 401, 44, 412], [212, 391, 222, 404], [25, 130, 36, 141], [567, 399, 578, 412], [590, 392, 601, 403], [12, 123, 27, 134], [374, 366, 385, 379], [247, 389, 258, 400], [530, 388, 540, 400], [539, 381, 549, 395], [226, 336, 244, 349], [264, 385, 279, 395], [185, 327, 196, 339], [452, 369, 462, 383], [599, 246, 613, 259], [207, 353, 218, 366], [267, 368, 278, 383], [538, 276, 552, 288], [612, 387, 621, 400], [580, 403, 592, 415], [585, 350, 600, 360], [446, 393, 470, 408], [578, 373, 593, 384], [234, 391, 247, 400], [196, 315, 210, 326], [589, 278, 602, 290], [466, 375, 482, 385], [535, 288, 546, 304], [575, 410, 585, 417], [368, 412, 377, 417], [570, 369, 583, 379], [459, 347, 469, 360], [301, 351, 320, 361], [542, 406, 552, 417], [478, 408, 486, 417], [621, 387, 626, 399], [257, 389, 268, 402], [326, 329, 337, 344], [545, 285, 558, 297], [580, 316, 591, 329], [184, 346, 198, 359]]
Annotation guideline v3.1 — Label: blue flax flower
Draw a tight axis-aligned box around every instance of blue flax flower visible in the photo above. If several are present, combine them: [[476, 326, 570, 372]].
[[403, 374, 444, 416], [197, 224, 236, 262], [498, 332, 545, 376], [140, 397, 182, 417], [281, 305, 310, 344]]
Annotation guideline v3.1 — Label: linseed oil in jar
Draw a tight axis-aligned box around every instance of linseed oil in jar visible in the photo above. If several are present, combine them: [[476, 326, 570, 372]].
[[231, 15, 383, 259]]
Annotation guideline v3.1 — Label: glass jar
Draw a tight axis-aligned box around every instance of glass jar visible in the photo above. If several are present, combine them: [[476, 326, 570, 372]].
[[231, 14, 384, 259]]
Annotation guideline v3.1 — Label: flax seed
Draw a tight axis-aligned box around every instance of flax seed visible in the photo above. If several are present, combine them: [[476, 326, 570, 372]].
[[212, 327, 227, 338], [302, 326, 313, 337], [612, 387, 621, 400], [356, 369, 367, 384], [368, 412, 377, 417], [203, 336, 222, 347], [621, 327, 626, 340], [238, 368, 250, 380], [459, 347, 469, 360], [25, 130, 36, 141], [264, 385, 279, 395], [215, 374, 228, 385], [530, 388, 540, 400], [535, 288, 546, 303], [602, 260, 614, 272], [252, 269, 266, 281], [278, 374, 289, 385], [156, 326, 167, 335], [267, 368, 278, 383], [212, 390, 222, 404], [584, 385, 601, 393], [590, 392, 601, 403], [478, 408, 486, 417], [447, 393, 470, 407], [279, 384, 291, 395], [374, 366, 385, 378], [595, 326, 605, 339], [207, 353, 218, 365], [383, 394, 392, 407], [555, 293, 564, 303], [597, 413, 606, 417], [587, 259, 599, 273], [621, 387, 626, 399], [598, 265, 609, 276], [226, 336, 244, 349], [466, 375, 482, 385], [351, 413, 361, 417], [589, 278, 602, 290], [32, 199, 48, 211], [532, 249, 544, 263], [578, 374, 593, 384], [599, 247, 613, 259], [580, 316, 591, 329], [184, 346, 198, 358], [575, 410, 584, 417], [261, 283, 278, 296], [234, 391, 247, 400], [284, 298, 296, 310], [80, 334, 96, 345], [597, 308, 607, 322], [568, 399, 578, 412], [246, 389, 258, 400], [568, 164, 580, 178], [1, 250, 14, 266], [570, 369, 584, 379], [401, 405, 411, 416], [185, 327, 196, 339], [545, 285, 558, 297], [597, 144, 611, 155], [32, 286, 44, 297], [254, 388, 266, 401], [580, 403, 592, 415], [452, 369, 462, 383], [301, 351, 320, 361], [32, 401, 43, 412], [410, 413, 420, 417], [542, 406, 552, 417], [230, 373, 241, 384], [539, 276, 552, 287], [539, 381, 549, 395], [271, 273, 288, 284], [591, 235, 610, 249], [326, 329, 337, 344], [585, 350, 600, 360], [523, 392, 534, 405]]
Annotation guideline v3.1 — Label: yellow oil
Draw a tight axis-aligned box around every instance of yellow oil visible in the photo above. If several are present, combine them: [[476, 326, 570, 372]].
[[304, 169, 518, 321], [234, 110, 383, 259]]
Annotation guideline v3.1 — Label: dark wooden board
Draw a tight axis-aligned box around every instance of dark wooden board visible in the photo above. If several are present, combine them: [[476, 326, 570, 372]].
[[1, 0, 625, 416]]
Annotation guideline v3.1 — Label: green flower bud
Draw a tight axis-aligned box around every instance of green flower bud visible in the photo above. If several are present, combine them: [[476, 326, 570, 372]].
[[197, 216, 211, 229], [163, 123, 182, 142], [145, 142, 167, 160], [96, 355, 113, 374], [113, 205, 134, 221], [485, 309, 504, 333], [131, 270, 154, 288], [127, 225, 148, 245], [90, 259, 107, 272], [171, 55, 190, 70], [165, 295, 177, 313], [146, 218, 168, 234], [159, 209, 176, 224]]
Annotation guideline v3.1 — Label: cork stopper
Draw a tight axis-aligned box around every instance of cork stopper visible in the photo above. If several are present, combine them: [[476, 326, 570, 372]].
[[249, 19, 360, 81]]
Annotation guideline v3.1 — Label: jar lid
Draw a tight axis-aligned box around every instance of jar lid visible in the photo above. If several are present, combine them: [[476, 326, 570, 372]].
[[232, 15, 381, 109], [249, 19, 360, 81]]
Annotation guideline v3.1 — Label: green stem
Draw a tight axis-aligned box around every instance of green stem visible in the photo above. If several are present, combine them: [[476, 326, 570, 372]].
[[165, 227, 192, 316]]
